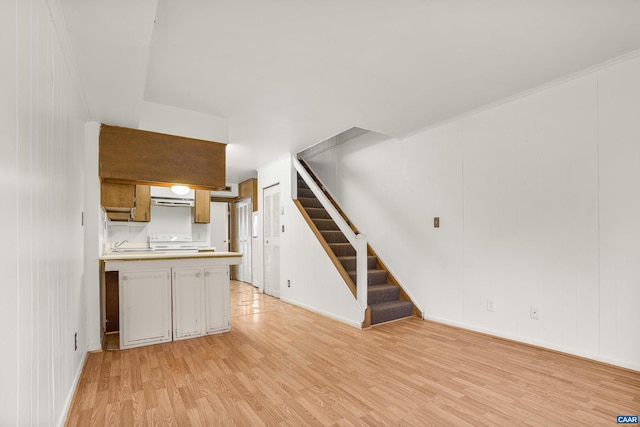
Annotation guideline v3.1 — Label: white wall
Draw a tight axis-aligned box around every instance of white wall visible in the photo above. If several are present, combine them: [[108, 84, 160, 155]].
[[598, 58, 640, 367], [257, 156, 363, 326], [305, 53, 640, 371], [103, 206, 213, 248], [84, 123, 102, 354], [1, 0, 91, 425], [0, 0, 19, 422], [138, 101, 229, 143]]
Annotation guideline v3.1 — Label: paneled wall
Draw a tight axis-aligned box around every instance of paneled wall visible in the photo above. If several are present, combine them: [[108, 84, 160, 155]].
[[597, 58, 640, 367], [305, 53, 640, 371], [1, 0, 90, 425]]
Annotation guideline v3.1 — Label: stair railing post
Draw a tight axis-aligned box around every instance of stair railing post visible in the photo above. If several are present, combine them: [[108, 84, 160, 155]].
[[356, 234, 368, 311]]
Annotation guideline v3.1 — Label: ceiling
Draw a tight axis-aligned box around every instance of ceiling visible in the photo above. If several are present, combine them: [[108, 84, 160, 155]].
[[59, 0, 640, 183]]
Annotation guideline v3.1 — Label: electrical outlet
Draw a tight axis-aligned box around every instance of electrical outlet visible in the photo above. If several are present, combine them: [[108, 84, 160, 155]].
[[434, 217, 440, 228], [530, 307, 539, 320], [74, 332, 78, 351], [487, 299, 496, 312], [287, 279, 291, 288]]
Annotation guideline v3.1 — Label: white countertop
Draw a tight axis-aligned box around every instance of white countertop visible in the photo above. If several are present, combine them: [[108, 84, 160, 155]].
[[100, 250, 243, 262]]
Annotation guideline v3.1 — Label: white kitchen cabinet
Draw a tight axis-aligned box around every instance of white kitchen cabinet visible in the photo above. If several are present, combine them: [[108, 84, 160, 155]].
[[120, 268, 172, 349], [204, 267, 230, 334], [104, 256, 241, 350], [172, 268, 205, 340]]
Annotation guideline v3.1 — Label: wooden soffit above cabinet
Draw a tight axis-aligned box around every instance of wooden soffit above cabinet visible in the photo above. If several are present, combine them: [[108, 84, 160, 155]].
[[99, 124, 226, 190]]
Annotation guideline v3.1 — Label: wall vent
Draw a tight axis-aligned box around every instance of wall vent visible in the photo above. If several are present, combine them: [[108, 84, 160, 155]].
[[211, 183, 239, 198]]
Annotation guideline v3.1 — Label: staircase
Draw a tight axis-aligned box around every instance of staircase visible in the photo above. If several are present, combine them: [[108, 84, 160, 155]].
[[296, 173, 416, 326]]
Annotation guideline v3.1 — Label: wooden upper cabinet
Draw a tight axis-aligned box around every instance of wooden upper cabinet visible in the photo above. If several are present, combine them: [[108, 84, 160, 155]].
[[194, 190, 210, 223], [238, 178, 258, 212], [132, 185, 151, 222], [101, 183, 135, 211], [106, 212, 131, 221], [99, 124, 226, 190]]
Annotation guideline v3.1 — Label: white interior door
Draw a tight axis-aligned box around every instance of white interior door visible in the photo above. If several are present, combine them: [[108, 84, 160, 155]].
[[210, 201, 229, 252], [263, 184, 280, 298], [236, 198, 252, 283]]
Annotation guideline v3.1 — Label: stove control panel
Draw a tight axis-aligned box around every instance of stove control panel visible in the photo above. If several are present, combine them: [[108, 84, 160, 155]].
[[149, 233, 192, 243]]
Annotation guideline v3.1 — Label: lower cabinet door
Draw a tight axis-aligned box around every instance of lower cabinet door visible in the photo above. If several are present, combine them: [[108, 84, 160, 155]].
[[204, 267, 230, 334], [120, 269, 172, 349], [172, 268, 205, 340]]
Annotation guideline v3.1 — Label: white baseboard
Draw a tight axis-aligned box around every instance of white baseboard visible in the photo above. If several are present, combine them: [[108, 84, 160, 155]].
[[424, 315, 640, 373], [87, 343, 102, 352], [56, 349, 88, 427], [280, 297, 363, 328]]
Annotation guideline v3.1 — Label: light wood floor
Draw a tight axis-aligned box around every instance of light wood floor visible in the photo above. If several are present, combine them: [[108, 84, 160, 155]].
[[66, 281, 640, 426]]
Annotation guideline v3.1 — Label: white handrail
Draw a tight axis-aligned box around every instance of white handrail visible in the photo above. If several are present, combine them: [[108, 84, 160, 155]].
[[292, 157, 368, 313]]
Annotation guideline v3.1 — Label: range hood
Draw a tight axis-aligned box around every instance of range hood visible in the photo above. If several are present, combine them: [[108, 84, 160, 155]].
[[151, 197, 194, 207], [150, 186, 195, 207]]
